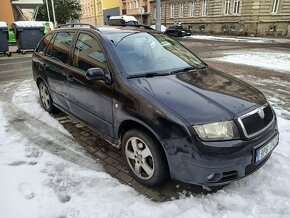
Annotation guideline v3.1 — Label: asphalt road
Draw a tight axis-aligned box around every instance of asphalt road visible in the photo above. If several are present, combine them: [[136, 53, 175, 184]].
[[0, 56, 32, 82]]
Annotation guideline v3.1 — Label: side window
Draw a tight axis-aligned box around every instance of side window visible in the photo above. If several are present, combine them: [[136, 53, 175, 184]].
[[36, 34, 52, 53], [73, 33, 107, 72], [47, 32, 74, 64]]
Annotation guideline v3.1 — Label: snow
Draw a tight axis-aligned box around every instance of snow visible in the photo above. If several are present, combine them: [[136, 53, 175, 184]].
[[12, 21, 44, 28], [0, 21, 7, 28], [187, 35, 290, 44], [211, 51, 290, 74], [1, 79, 290, 217]]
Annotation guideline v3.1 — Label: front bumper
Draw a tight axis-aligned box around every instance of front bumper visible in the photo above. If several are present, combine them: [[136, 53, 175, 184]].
[[166, 122, 278, 186]]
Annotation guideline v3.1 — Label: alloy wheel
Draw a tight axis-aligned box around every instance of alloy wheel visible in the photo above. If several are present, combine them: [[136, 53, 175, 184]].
[[40, 83, 51, 110], [125, 136, 155, 180]]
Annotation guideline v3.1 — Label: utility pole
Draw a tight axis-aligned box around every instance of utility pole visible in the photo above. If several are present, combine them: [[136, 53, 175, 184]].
[[156, 0, 161, 31], [45, 0, 51, 22], [51, 0, 57, 26], [164, 0, 167, 27], [94, 0, 97, 26]]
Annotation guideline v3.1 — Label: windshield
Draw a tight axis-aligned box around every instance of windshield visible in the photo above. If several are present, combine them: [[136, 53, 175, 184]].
[[105, 32, 205, 76]]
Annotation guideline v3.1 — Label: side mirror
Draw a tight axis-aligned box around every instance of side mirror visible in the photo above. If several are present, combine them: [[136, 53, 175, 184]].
[[86, 68, 105, 81]]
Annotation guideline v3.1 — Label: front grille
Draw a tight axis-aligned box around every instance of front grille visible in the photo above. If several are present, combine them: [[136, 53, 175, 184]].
[[239, 105, 274, 137]]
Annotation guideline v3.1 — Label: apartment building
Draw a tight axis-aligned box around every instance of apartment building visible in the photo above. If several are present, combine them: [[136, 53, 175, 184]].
[[80, 0, 120, 26], [150, 0, 290, 36], [120, 0, 151, 24]]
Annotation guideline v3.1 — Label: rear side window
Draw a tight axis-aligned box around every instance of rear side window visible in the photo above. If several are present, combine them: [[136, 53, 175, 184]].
[[73, 33, 107, 72], [36, 34, 52, 53], [47, 32, 74, 64]]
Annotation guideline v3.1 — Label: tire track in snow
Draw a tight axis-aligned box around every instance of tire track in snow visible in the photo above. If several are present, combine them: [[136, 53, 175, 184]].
[[0, 80, 101, 171]]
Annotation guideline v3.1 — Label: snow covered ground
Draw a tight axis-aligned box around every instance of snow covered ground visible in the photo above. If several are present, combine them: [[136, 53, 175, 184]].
[[187, 35, 290, 44], [0, 80, 290, 218], [210, 51, 290, 74]]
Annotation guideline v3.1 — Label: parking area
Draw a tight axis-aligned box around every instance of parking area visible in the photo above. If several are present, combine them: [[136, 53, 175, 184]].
[[1, 36, 290, 204]]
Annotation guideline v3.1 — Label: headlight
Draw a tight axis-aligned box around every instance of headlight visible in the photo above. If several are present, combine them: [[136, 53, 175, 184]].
[[193, 121, 239, 141], [181, 31, 186, 33]]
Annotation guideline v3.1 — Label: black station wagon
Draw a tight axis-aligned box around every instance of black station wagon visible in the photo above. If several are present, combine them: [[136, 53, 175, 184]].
[[32, 24, 279, 187]]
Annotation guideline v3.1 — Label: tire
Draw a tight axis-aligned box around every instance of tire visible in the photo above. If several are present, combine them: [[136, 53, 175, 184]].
[[122, 129, 168, 186], [39, 81, 55, 113]]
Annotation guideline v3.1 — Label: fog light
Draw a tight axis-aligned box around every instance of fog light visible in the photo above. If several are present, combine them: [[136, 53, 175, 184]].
[[207, 173, 215, 181]]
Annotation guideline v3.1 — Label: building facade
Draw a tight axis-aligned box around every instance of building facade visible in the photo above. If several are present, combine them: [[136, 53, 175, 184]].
[[0, 0, 15, 25], [80, 0, 120, 26], [0, 0, 43, 25], [120, 0, 151, 24], [150, 0, 290, 36]]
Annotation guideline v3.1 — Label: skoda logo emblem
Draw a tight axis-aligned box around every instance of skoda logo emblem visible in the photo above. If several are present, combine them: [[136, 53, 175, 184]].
[[257, 108, 265, 119]]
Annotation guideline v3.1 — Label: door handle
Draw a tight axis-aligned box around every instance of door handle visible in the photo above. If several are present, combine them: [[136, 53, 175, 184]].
[[67, 75, 74, 82]]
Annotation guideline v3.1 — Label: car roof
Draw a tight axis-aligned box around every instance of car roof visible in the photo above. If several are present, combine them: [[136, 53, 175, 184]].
[[53, 24, 159, 35]]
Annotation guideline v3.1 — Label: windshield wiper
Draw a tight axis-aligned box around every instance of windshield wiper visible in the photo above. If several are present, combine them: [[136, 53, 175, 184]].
[[170, 67, 198, 75], [127, 72, 169, 79], [170, 65, 208, 75]]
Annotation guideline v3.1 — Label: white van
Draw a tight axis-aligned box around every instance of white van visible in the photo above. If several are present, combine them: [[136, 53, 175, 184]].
[[108, 16, 139, 26]]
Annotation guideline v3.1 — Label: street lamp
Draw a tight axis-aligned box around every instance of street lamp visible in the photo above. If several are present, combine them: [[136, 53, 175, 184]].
[[45, 0, 51, 22], [156, 0, 161, 31], [51, 0, 57, 26]]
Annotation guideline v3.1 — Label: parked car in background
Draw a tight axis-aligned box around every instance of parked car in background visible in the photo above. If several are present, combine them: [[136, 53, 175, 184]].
[[165, 25, 191, 37], [32, 24, 278, 187], [150, 24, 167, 32]]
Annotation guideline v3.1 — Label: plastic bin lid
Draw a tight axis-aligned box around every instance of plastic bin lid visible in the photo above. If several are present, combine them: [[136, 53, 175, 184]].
[[0, 22, 8, 28], [12, 21, 44, 28]]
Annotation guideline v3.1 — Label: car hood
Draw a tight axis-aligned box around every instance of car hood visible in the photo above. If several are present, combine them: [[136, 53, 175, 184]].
[[129, 68, 267, 125]]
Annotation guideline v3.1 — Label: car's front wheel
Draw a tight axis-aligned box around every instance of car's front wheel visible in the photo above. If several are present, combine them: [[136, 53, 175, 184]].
[[122, 129, 168, 186], [39, 81, 54, 113]]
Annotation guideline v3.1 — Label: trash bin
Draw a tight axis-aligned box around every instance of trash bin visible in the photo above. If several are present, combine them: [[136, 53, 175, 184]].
[[11, 21, 44, 54], [0, 21, 11, 56]]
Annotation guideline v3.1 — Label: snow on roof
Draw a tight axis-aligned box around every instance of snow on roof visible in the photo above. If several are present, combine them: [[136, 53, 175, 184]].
[[0, 21, 8, 28], [13, 21, 45, 28], [109, 15, 138, 22]]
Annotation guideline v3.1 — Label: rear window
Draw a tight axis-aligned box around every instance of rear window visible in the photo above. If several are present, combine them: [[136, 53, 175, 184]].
[[47, 32, 74, 64], [36, 34, 53, 53]]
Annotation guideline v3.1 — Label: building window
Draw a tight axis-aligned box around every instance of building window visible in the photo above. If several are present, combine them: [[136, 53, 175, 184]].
[[233, 0, 240, 14], [154, 7, 157, 19], [128, 2, 132, 10], [225, 0, 231, 15], [190, 1, 195, 17], [271, 0, 279, 14], [179, 3, 184, 17], [202, 0, 207, 16], [170, 4, 174, 18], [136, 0, 139, 8]]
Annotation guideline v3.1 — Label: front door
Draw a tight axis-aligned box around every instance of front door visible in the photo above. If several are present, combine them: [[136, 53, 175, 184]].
[[67, 32, 114, 139]]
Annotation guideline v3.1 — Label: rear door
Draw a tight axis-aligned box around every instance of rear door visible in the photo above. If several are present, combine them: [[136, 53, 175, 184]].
[[43, 31, 75, 110], [67, 32, 114, 138]]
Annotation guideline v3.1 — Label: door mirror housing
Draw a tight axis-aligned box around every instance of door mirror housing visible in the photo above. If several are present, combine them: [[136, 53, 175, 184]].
[[86, 68, 105, 81]]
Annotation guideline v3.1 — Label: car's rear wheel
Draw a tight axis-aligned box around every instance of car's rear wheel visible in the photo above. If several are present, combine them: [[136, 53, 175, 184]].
[[39, 81, 54, 113], [122, 129, 168, 186]]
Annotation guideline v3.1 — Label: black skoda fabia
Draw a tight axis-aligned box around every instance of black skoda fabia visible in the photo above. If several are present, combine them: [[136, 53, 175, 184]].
[[32, 24, 279, 187]]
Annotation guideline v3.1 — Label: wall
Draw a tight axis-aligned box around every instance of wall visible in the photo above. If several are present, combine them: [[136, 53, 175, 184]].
[[150, 0, 290, 37], [0, 0, 15, 25], [103, 7, 120, 25]]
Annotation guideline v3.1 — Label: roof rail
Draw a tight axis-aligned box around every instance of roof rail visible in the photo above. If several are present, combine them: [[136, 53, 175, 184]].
[[58, 23, 99, 30]]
